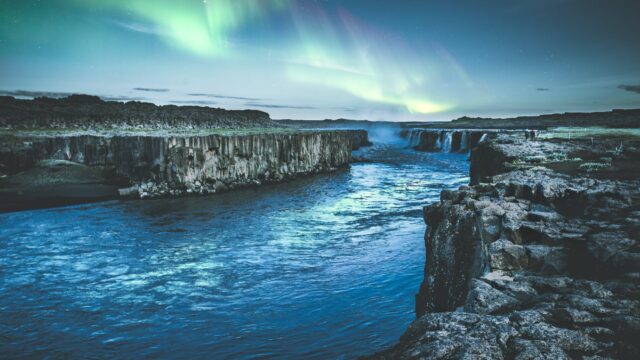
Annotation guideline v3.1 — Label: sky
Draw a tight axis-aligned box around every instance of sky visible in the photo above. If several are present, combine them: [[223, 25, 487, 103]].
[[1, 0, 640, 121]]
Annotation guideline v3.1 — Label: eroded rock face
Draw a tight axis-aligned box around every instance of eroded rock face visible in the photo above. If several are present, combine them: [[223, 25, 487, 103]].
[[370, 134, 640, 359], [416, 193, 487, 316], [1, 130, 361, 198]]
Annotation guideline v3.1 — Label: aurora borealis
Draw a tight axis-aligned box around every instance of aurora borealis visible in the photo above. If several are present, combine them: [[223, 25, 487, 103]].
[[1, 0, 640, 120]]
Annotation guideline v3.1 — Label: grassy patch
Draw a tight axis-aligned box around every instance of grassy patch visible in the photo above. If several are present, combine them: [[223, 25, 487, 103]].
[[539, 127, 640, 140], [0, 127, 344, 138]]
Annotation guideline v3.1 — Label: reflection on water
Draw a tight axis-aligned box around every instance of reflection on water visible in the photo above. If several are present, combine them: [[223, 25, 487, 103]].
[[0, 143, 468, 359]]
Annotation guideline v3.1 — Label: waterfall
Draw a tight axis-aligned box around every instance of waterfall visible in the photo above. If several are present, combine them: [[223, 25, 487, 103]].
[[408, 130, 422, 147], [406, 130, 492, 153], [459, 131, 469, 152], [413, 130, 422, 147], [406, 129, 480, 153], [442, 131, 452, 152], [407, 131, 415, 147]]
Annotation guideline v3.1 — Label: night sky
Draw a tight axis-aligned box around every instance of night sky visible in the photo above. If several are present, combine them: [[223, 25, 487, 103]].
[[1, 0, 640, 121]]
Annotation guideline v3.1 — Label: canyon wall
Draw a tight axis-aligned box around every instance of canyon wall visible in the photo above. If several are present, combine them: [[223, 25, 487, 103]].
[[372, 133, 640, 359], [1, 130, 366, 199]]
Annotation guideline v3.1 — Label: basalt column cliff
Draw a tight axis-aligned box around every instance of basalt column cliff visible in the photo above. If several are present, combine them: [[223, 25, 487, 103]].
[[0, 96, 369, 211]]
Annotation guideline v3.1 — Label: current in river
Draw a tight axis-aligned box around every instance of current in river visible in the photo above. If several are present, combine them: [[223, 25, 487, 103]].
[[0, 139, 469, 359]]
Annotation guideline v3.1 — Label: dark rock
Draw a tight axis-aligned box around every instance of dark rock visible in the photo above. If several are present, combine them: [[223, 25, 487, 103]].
[[370, 312, 517, 360], [416, 200, 486, 316], [488, 239, 528, 271], [464, 279, 519, 315], [525, 245, 568, 274]]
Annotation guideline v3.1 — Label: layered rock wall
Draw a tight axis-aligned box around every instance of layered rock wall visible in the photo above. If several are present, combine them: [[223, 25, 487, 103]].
[[1, 130, 360, 198]]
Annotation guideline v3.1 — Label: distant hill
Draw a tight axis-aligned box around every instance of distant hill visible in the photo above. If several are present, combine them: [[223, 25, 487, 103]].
[[402, 109, 640, 129], [275, 118, 398, 128], [0, 95, 275, 129]]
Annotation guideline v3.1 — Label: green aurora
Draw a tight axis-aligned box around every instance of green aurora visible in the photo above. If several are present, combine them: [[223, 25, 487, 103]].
[[1, 0, 639, 120]]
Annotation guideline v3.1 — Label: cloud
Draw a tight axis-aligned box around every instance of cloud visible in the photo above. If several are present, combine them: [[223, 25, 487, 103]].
[[618, 84, 640, 94], [188, 93, 262, 101], [334, 107, 357, 112], [0, 90, 150, 102], [0, 90, 74, 98], [536, 88, 550, 92], [101, 95, 146, 102], [170, 100, 218, 106], [111, 19, 168, 36], [133, 87, 170, 92], [244, 102, 315, 110]]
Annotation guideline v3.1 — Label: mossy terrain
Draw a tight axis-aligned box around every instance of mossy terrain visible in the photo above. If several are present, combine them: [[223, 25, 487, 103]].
[[504, 132, 640, 180], [0, 127, 317, 138], [539, 126, 640, 140]]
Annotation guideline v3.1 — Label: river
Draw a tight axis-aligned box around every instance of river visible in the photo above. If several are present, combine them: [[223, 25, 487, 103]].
[[0, 140, 468, 359]]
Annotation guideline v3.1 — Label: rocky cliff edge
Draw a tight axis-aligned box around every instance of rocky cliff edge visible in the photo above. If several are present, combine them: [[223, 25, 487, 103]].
[[371, 132, 640, 359]]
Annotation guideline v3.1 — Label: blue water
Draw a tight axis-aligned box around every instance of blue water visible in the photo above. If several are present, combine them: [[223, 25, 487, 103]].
[[0, 144, 468, 359]]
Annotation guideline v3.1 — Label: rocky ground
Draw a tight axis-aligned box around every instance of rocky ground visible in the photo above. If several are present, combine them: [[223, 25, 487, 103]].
[[370, 132, 640, 359]]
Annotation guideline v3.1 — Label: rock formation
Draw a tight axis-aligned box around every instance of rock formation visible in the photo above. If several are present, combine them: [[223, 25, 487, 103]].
[[1, 130, 365, 202], [370, 133, 640, 359]]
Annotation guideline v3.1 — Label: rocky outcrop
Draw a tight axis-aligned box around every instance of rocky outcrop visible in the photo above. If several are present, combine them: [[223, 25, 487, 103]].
[[0, 95, 276, 129], [348, 130, 373, 149], [370, 133, 640, 359], [1, 130, 361, 201]]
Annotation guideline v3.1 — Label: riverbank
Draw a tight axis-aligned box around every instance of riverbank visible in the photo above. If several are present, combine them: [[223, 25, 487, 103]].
[[0, 128, 369, 212], [370, 130, 640, 358]]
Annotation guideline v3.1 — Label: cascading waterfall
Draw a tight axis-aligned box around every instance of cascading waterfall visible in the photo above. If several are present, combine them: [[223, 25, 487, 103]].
[[408, 130, 421, 147], [434, 132, 442, 150], [404, 129, 490, 153], [460, 131, 469, 152], [442, 132, 452, 152]]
